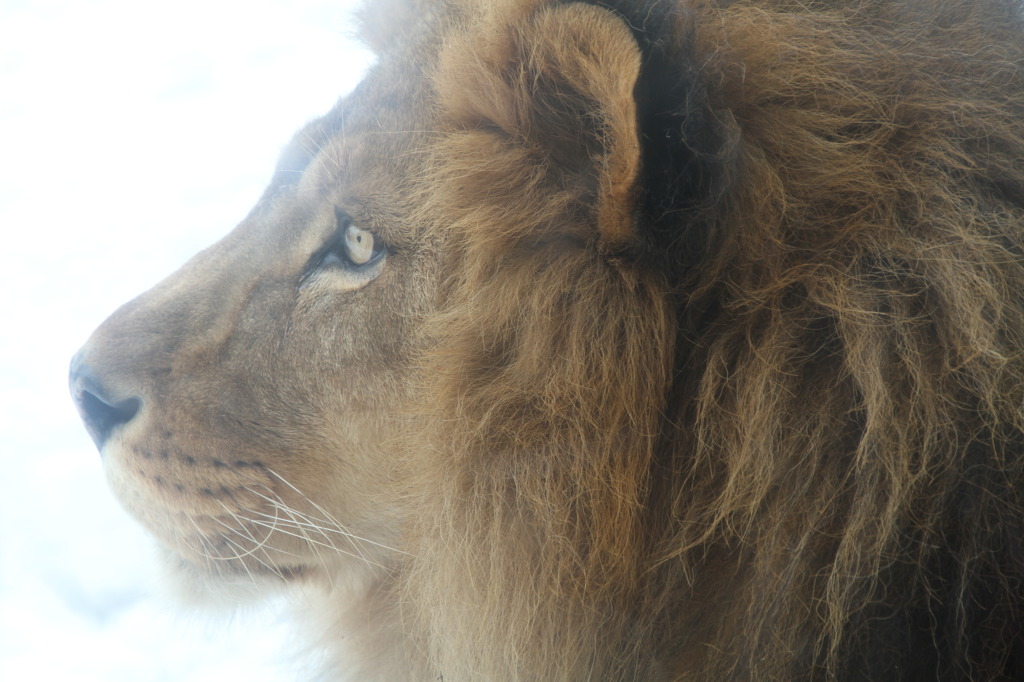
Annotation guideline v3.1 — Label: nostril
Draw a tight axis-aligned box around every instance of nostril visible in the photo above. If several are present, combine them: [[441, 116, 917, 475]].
[[69, 355, 142, 451], [77, 390, 141, 449]]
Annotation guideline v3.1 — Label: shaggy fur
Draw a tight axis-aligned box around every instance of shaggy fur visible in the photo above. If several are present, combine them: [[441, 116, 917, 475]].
[[72, 0, 1024, 679]]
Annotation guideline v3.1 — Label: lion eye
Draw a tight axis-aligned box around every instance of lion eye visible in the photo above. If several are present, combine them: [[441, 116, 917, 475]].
[[344, 223, 380, 266], [310, 213, 388, 277]]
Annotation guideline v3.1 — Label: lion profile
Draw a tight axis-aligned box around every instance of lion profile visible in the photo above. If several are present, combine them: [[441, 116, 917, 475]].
[[71, 0, 1024, 679]]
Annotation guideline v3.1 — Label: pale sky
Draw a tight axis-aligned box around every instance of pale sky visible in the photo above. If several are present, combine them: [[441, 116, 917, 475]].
[[0, 2, 373, 679]]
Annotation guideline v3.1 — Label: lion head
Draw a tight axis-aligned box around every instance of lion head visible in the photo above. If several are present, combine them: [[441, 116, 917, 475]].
[[71, 0, 1024, 679]]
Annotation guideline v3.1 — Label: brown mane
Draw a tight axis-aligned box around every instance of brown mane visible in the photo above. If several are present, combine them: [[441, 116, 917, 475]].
[[401, 0, 1024, 678]]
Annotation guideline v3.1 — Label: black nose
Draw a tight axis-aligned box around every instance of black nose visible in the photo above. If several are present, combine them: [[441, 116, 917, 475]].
[[69, 352, 141, 451]]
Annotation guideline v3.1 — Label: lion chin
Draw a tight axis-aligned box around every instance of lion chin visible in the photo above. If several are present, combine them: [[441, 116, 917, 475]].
[[70, 0, 1024, 679]]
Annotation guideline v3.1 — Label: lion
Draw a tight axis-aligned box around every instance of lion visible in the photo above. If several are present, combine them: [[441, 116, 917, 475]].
[[69, 0, 1024, 679]]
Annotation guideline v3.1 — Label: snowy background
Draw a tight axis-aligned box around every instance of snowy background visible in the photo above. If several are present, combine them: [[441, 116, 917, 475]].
[[0, 1, 373, 679]]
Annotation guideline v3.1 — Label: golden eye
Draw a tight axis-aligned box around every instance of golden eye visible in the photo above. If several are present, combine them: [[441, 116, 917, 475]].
[[344, 223, 378, 266]]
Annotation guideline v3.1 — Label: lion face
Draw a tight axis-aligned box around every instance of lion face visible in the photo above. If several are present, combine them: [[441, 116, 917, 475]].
[[70, 53, 438, 593], [71, 0, 1024, 679]]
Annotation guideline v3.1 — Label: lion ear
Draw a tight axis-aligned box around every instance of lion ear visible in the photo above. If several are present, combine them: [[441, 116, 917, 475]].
[[440, 3, 645, 257], [519, 4, 643, 256]]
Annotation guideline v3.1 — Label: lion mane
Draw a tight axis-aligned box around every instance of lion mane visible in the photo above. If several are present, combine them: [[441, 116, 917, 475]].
[[72, 0, 1024, 679]]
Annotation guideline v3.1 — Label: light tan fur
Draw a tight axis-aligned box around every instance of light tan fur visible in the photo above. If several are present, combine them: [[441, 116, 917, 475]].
[[72, 0, 1024, 679]]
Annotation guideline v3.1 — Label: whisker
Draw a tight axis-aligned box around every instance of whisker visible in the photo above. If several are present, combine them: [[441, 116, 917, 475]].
[[262, 468, 413, 556], [218, 499, 276, 547], [244, 486, 374, 564], [212, 506, 306, 562], [245, 499, 370, 563], [221, 533, 285, 580], [241, 515, 387, 570], [207, 506, 275, 561], [240, 494, 339, 584], [186, 515, 260, 585]]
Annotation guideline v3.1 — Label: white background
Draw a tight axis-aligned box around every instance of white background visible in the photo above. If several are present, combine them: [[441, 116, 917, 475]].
[[0, 1, 373, 679]]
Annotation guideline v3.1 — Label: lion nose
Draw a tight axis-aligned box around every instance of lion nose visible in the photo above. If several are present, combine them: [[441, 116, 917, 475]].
[[69, 351, 142, 451]]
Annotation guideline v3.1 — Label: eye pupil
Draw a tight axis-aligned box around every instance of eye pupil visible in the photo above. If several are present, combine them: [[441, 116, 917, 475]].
[[302, 215, 387, 284], [342, 222, 382, 267]]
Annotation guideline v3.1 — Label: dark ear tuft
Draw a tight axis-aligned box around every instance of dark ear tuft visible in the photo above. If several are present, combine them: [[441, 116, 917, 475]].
[[605, 1, 736, 276]]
